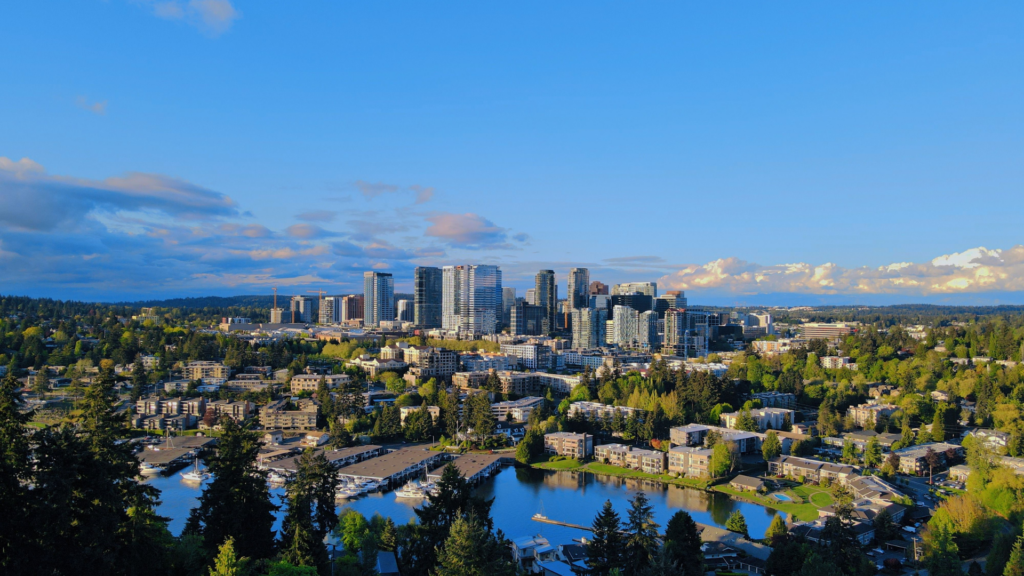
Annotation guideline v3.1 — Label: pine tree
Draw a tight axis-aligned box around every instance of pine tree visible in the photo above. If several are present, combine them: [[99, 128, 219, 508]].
[[184, 418, 278, 560], [764, 513, 788, 543], [725, 511, 749, 538], [0, 373, 34, 574], [280, 449, 339, 572], [33, 365, 50, 394], [762, 430, 782, 462], [434, 513, 516, 576], [864, 436, 882, 468], [1004, 531, 1024, 576], [624, 492, 660, 574], [926, 526, 963, 576], [662, 510, 703, 576], [584, 501, 625, 576], [210, 537, 248, 576]]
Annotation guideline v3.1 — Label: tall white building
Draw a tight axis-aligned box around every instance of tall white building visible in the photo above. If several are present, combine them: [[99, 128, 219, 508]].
[[320, 296, 342, 324], [396, 299, 413, 322], [525, 288, 536, 305], [443, 264, 503, 335], [290, 296, 315, 324], [612, 305, 639, 347], [572, 307, 608, 349], [363, 271, 394, 327], [612, 282, 657, 298], [664, 308, 710, 358]]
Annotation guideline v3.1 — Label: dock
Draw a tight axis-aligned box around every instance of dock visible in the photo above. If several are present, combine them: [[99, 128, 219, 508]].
[[337, 447, 449, 489], [267, 445, 385, 474], [530, 514, 592, 532], [139, 448, 195, 467], [426, 453, 503, 484]]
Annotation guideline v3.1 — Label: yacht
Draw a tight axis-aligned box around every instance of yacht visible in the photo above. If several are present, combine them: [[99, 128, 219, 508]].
[[395, 482, 425, 498], [267, 471, 286, 485], [180, 458, 211, 482], [139, 462, 163, 476]]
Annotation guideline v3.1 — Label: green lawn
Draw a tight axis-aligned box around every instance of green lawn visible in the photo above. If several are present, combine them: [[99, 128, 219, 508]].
[[531, 456, 583, 470], [713, 486, 821, 522], [583, 463, 710, 490], [790, 484, 834, 507]]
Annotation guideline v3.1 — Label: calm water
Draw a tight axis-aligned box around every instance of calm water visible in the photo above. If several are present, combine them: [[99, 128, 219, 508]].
[[147, 465, 788, 545]]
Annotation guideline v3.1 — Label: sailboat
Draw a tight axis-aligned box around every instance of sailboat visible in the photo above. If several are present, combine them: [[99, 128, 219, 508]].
[[180, 458, 211, 482]]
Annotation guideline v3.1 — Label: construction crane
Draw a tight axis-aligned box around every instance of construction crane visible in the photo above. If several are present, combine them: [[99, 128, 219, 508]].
[[307, 289, 327, 324]]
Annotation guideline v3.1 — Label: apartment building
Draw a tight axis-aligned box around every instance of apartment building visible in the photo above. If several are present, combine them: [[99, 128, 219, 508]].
[[459, 352, 513, 372], [182, 361, 231, 381], [594, 443, 667, 474], [404, 346, 458, 382], [544, 432, 594, 459], [136, 396, 206, 417], [749, 392, 797, 410], [846, 401, 899, 428], [669, 424, 764, 455], [290, 373, 352, 393], [750, 338, 807, 357], [668, 445, 713, 478], [490, 396, 545, 422], [500, 343, 552, 370], [821, 356, 858, 370], [260, 398, 319, 430], [768, 456, 858, 484], [379, 342, 410, 361], [891, 443, 964, 475], [720, 407, 794, 432], [567, 401, 641, 421], [399, 405, 440, 425], [451, 370, 580, 396]]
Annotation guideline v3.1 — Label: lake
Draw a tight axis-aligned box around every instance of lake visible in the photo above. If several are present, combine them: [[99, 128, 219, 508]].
[[146, 464, 788, 545]]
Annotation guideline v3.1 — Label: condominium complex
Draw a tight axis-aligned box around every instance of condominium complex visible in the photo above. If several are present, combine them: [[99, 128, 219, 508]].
[[594, 444, 666, 474], [182, 361, 231, 381], [571, 306, 608, 349], [543, 432, 593, 458], [289, 373, 352, 393], [320, 296, 341, 324], [363, 272, 395, 327], [442, 265, 502, 335], [414, 266, 443, 328], [535, 269, 557, 334], [720, 408, 794, 432], [750, 392, 797, 410], [668, 445, 712, 478], [611, 305, 639, 347], [663, 308, 710, 358], [290, 296, 315, 324], [567, 401, 641, 421], [768, 456, 858, 484], [566, 268, 590, 311], [260, 398, 319, 430], [500, 343, 552, 370], [846, 401, 899, 428], [490, 396, 545, 422]]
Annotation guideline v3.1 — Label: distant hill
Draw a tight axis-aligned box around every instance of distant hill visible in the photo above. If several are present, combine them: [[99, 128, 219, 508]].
[[119, 294, 416, 309]]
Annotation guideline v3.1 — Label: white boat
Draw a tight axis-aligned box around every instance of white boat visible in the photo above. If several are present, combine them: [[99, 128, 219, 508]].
[[181, 458, 211, 482], [267, 472, 286, 484], [395, 482, 426, 498], [139, 462, 163, 476]]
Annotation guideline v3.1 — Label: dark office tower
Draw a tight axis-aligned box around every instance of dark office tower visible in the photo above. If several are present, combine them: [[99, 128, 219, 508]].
[[566, 268, 590, 311], [511, 301, 545, 336], [589, 281, 609, 295], [535, 270, 556, 334], [610, 293, 653, 316], [414, 266, 442, 328], [502, 287, 516, 329], [654, 290, 687, 319]]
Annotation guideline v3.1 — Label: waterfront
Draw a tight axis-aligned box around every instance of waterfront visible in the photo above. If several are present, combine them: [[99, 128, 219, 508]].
[[147, 464, 789, 544]]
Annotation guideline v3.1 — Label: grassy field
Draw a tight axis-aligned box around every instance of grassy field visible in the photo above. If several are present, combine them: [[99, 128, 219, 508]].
[[531, 456, 584, 470], [714, 485, 821, 522], [790, 484, 834, 508], [583, 463, 711, 490]]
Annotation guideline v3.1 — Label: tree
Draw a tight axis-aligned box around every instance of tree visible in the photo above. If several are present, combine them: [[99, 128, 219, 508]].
[[339, 510, 369, 552], [796, 552, 843, 576], [584, 501, 625, 576], [516, 429, 543, 464], [372, 405, 402, 440], [864, 436, 882, 468], [209, 537, 248, 576], [184, 418, 278, 560], [762, 430, 782, 462], [280, 449, 339, 573], [434, 513, 516, 576], [624, 492, 660, 574], [764, 513, 788, 543], [131, 356, 148, 400], [725, 511, 748, 538], [781, 412, 793, 432], [33, 365, 50, 394], [925, 526, 963, 576], [841, 439, 859, 465], [736, 409, 759, 432], [662, 510, 703, 576], [873, 509, 899, 543], [0, 373, 34, 574], [1004, 530, 1024, 576], [710, 441, 736, 478], [926, 447, 941, 485]]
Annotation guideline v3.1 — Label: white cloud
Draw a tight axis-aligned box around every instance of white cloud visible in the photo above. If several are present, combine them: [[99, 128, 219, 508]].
[[658, 246, 1024, 296], [143, 0, 240, 36], [75, 96, 108, 115]]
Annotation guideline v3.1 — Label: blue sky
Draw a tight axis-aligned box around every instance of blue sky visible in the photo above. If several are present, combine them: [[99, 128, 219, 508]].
[[2, 2, 1024, 304]]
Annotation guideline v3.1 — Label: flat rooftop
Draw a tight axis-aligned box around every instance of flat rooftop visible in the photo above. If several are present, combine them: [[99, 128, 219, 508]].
[[269, 445, 382, 473], [338, 447, 441, 480], [427, 453, 502, 480], [139, 447, 194, 465]]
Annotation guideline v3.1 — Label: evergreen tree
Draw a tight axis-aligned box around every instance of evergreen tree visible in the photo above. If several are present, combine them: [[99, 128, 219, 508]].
[[0, 373, 34, 574], [373, 405, 402, 440], [725, 510, 748, 538], [583, 501, 625, 576], [761, 430, 782, 462], [184, 418, 278, 561], [359, 533, 380, 576], [131, 355, 148, 400], [434, 513, 516, 576], [624, 492, 660, 574], [864, 436, 882, 468], [662, 510, 703, 576], [33, 365, 50, 394], [926, 526, 963, 576], [209, 537, 248, 576], [764, 513, 788, 543], [280, 449, 339, 574], [1004, 531, 1024, 576]]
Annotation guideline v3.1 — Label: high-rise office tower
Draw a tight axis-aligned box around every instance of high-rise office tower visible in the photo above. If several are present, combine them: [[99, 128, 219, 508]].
[[566, 268, 590, 311], [535, 270, 556, 334], [396, 300, 413, 322], [611, 305, 639, 347], [463, 265, 502, 335], [414, 266, 443, 328], [502, 287, 516, 329], [341, 295, 364, 321], [363, 271, 394, 327], [511, 301, 545, 336], [589, 281, 609, 295], [610, 293, 653, 315], [664, 308, 710, 358], [663, 290, 687, 309], [443, 265, 502, 335], [612, 282, 657, 298], [290, 296, 315, 324], [571, 307, 608, 349]]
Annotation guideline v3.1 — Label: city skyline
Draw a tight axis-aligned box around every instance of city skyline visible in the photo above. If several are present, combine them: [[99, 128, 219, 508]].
[[3, 3, 1024, 304]]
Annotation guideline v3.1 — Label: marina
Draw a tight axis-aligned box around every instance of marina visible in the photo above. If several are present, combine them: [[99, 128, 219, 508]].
[[334, 446, 449, 489], [264, 445, 385, 475], [426, 453, 503, 484]]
